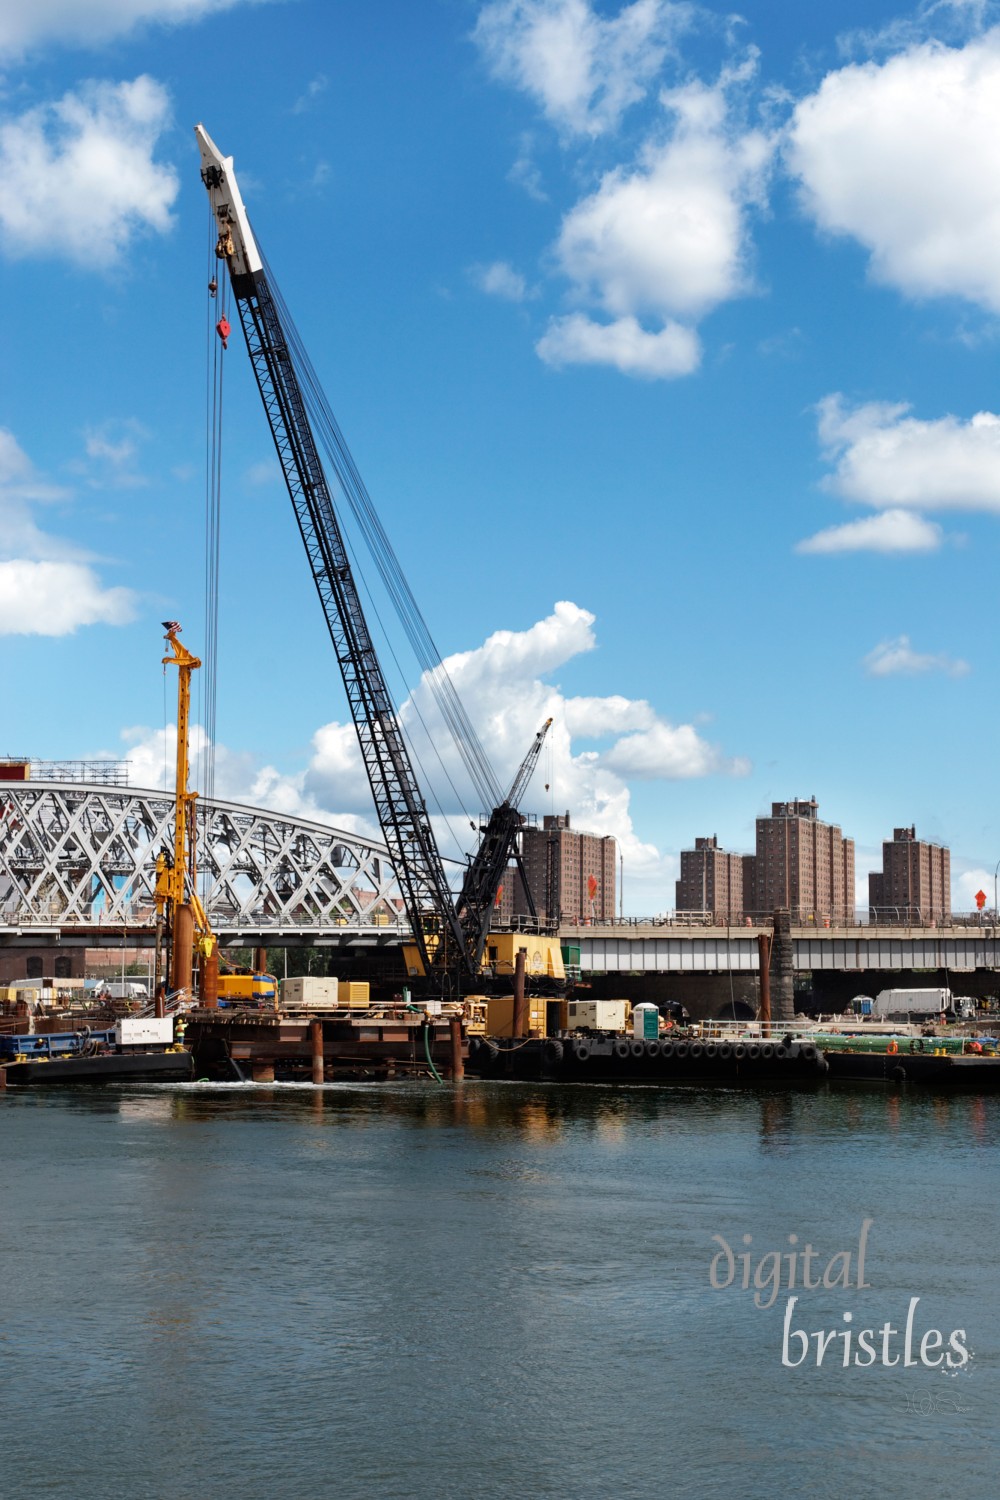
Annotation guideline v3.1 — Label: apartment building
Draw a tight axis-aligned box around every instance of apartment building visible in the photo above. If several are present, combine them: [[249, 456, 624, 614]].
[[868, 825, 950, 923]]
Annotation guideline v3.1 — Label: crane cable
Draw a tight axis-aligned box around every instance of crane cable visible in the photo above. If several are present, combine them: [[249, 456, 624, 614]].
[[202, 205, 225, 907], [261, 249, 503, 816]]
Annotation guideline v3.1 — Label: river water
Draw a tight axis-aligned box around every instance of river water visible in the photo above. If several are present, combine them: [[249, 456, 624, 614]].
[[1, 1080, 996, 1499]]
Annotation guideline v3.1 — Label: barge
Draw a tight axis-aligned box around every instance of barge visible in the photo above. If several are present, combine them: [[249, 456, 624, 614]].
[[467, 1031, 829, 1085], [183, 1003, 467, 1082], [466, 1013, 1000, 1091], [0, 1018, 194, 1087]]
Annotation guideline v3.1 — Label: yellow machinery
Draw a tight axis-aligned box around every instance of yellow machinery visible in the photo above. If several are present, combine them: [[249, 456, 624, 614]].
[[154, 624, 279, 1009], [403, 929, 565, 984], [154, 624, 217, 1001]]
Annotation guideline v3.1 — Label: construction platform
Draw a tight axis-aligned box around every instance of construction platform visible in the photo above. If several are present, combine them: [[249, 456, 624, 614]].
[[183, 1007, 467, 1082]]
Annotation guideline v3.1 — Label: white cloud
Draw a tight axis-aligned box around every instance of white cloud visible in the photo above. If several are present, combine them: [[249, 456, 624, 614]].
[[815, 394, 1000, 512], [603, 721, 750, 779], [796, 509, 943, 555], [863, 635, 970, 678], [534, 64, 772, 377], [555, 73, 771, 321], [0, 0, 271, 60], [0, 561, 134, 635], [471, 260, 531, 301], [0, 428, 136, 634], [475, 5, 770, 378], [0, 77, 178, 269], [954, 866, 994, 914], [562, 694, 656, 737], [788, 30, 1000, 311], [114, 601, 748, 905], [508, 134, 548, 200], [474, 0, 688, 138], [536, 311, 700, 376], [78, 418, 149, 488], [292, 74, 328, 115]]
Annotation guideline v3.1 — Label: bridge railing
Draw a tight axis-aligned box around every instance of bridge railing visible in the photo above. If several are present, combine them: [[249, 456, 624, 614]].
[[559, 910, 988, 932], [0, 902, 410, 933]]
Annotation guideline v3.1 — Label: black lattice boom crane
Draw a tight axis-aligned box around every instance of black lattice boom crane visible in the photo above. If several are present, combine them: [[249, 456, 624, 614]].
[[195, 124, 551, 991]]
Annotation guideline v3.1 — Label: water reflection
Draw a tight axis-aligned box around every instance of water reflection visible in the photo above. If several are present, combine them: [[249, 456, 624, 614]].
[[0, 1077, 995, 1500], [5, 1077, 999, 1161]]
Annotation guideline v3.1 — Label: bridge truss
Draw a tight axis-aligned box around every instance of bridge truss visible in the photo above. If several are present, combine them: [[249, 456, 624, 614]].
[[0, 781, 403, 943]]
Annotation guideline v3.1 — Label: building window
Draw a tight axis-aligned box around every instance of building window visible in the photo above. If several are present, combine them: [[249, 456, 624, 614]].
[[26, 956, 43, 979]]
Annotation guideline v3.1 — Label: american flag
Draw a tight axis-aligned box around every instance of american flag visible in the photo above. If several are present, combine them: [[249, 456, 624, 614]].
[[162, 620, 181, 633]]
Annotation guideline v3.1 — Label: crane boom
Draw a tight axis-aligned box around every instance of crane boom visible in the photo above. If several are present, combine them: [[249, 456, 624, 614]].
[[455, 717, 552, 964], [195, 124, 550, 987]]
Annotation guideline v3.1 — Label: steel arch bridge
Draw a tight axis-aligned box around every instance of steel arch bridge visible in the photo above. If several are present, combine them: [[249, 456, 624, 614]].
[[0, 781, 405, 949]]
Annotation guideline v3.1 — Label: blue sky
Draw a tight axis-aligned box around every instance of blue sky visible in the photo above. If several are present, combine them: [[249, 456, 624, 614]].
[[3, 0, 1000, 913]]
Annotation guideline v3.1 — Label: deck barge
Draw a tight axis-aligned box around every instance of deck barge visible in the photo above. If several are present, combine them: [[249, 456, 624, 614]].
[[183, 1005, 468, 1082]]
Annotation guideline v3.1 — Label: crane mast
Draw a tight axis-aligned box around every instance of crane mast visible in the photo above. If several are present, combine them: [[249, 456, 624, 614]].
[[195, 125, 550, 988]]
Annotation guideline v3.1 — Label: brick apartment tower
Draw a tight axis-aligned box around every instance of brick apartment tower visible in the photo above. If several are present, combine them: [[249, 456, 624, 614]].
[[744, 798, 855, 924], [868, 826, 950, 923], [675, 836, 744, 919], [513, 813, 617, 924]]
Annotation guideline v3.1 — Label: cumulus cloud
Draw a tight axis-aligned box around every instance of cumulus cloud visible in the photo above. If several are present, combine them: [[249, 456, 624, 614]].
[[863, 635, 970, 678], [0, 77, 178, 269], [604, 722, 750, 779], [475, 4, 771, 378], [114, 601, 747, 904], [0, 561, 133, 635], [470, 260, 531, 301], [0, 428, 136, 635], [536, 311, 700, 376], [116, 721, 381, 844], [555, 73, 771, 321], [474, 0, 689, 138], [0, 0, 270, 60], [788, 30, 1000, 311], [534, 64, 771, 376], [816, 394, 1000, 512], [796, 509, 943, 555]]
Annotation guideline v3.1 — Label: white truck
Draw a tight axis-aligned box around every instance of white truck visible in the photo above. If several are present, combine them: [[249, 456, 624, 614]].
[[101, 980, 149, 1001], [872, 987, 974, 1020]]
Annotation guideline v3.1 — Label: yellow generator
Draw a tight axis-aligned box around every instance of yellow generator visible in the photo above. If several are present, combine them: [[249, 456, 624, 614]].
[[486, 993, 547, 1039]]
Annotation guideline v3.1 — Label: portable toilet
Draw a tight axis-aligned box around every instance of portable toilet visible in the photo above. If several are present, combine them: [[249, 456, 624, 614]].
[[633, 1003, 659, 1040]]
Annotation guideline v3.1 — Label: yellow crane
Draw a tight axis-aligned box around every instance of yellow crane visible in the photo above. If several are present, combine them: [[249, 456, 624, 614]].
[[155, 622, 217, 1004]]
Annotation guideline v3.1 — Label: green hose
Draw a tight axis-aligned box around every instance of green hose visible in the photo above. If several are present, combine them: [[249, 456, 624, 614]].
[[422, 1022, 444, 1084]]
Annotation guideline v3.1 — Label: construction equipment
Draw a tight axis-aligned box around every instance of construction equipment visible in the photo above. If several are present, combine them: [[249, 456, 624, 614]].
[[155, 622, 276, 1008], [195, 125, 558, 994], [155, 623, 216, 1000]]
